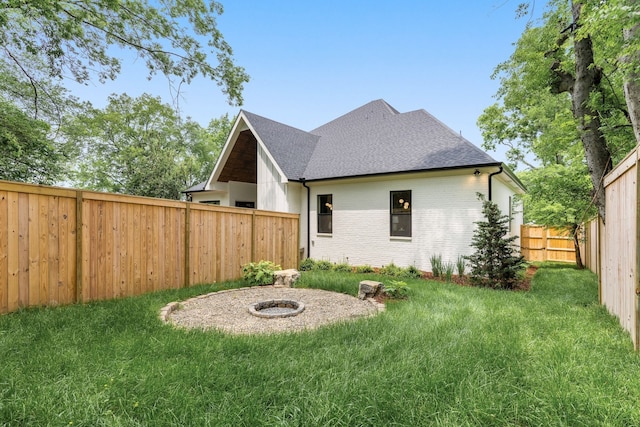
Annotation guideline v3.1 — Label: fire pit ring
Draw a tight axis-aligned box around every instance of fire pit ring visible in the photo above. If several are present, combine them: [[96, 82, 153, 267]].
[[248, 299, 305, 318]]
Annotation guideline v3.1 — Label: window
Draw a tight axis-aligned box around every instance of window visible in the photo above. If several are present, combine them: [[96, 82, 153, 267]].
[[318, 194, 333, 234], [390, 190, 411, 237], [200, 200, 220, 205], [235, 201, 255, 208]]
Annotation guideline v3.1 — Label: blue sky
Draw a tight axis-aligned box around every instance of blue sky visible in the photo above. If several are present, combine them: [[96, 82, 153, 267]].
[[69, 1, 541, 163]]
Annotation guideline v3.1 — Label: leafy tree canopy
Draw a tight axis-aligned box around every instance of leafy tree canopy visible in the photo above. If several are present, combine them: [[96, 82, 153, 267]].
[[479, 0, 639, 225], [67, 93, 230, 200], [0, 0, 249, 115], [0, 99, 63, 184]]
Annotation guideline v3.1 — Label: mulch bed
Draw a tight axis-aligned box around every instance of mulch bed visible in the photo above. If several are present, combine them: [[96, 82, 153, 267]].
[[374, 265, 537, 295]]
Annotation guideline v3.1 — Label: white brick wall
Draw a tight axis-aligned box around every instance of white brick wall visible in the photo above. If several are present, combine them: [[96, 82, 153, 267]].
[[306, 172, 491, 272]]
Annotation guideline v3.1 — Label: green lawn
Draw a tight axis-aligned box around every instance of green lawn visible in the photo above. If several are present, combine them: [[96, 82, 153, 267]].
[[1, 265, 639, 426]]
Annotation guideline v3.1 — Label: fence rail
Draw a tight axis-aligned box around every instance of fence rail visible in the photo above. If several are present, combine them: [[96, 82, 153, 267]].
[[520, 225, 576, 263], [0, 180, 299, 314]]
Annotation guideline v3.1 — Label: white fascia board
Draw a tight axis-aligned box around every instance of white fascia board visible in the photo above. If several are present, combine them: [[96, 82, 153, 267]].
[[499, 165, 527, 194], [242, 114, 289, 184]]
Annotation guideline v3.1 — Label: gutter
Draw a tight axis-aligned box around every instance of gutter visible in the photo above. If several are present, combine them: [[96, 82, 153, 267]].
[[488, 166, 503, 201], [300, 178, 310, 259]]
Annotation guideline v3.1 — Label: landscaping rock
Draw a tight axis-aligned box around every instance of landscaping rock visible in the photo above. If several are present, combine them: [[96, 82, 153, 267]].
[[358, 280, 384, 300], [273, 269, 301, 288]]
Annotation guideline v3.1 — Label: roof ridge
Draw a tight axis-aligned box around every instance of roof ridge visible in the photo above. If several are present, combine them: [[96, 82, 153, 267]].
[[310, 99, 400, 134], [241, 109, 311, 135]]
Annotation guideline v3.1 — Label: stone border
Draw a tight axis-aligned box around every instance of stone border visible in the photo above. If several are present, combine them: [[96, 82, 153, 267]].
[[248, 299, 306, 318]]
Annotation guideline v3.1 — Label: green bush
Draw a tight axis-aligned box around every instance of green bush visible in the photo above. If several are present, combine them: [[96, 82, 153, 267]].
[[383, 280, 411, 299], [333, 262, 352, 273], [404, 265, 423, 279], [315, 260, 333, 271], [355, 264, 375, 273], [379, 262, 404, 277], [241, 260, 281, 286], [299, 257, 316, 271]]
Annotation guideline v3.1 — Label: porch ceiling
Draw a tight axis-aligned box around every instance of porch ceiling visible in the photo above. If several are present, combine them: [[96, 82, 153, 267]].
[[218, 130, 257, 183]]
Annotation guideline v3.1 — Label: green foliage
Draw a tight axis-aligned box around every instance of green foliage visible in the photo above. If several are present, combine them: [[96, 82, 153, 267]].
[[519, 163, 595, 228], [379, 262, 404, 277], [241, 260, 281, 286], [430, 254, 443, 277], [465, 194, 526, 289], [480, 2, 636, 170], [0, 0, 249, 109], [383, 280, 410, 299], [333, 262, 352, 273], [355, 264, 375, 274], [404, 265, 423, 279], [67, 93, 232, 199], [443, 262, 455, 282], [455, 255, 467, 277], [299, 258, 316, 271], [0, 100, 64, 184], [315, 260, 333, 271]]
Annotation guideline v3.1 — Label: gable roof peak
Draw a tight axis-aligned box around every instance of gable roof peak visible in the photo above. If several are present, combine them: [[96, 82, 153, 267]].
[[310, 99, 400, 134]]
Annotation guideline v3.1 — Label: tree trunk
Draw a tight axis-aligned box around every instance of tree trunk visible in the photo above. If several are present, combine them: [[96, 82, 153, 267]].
[[623, 24, 640, 144], [570, 1, 612, 223], [572, 223, 584, 270]]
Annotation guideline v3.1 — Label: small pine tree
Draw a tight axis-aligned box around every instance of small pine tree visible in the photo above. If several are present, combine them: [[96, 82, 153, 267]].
[[465, 194, 525, 289]]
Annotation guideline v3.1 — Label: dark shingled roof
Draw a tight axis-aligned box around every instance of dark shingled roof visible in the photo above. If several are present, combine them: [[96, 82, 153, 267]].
[[242, 99, 500, 182], [242, 110, 319, 180]]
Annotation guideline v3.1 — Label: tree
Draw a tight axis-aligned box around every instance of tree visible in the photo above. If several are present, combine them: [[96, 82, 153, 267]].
[[0, 0, 249, 116], [519, 163, 595, 269], [68, 93, 227, 199], [480, 0, 638, 223], [465, 194, 526, 289], [0, 99, 67, 184], [548, 0, 612, 221], [181, 113, 233, 187], [580, 0, 640, 142]]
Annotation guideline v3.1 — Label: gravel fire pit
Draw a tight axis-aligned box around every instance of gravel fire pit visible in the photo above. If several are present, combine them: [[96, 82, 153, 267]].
[[160, 286, 385, 335]]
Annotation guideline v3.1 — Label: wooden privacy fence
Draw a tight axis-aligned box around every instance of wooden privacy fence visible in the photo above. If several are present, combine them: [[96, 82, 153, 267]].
[[520, 225, 576, 263], [0, 180, 299, 315], [599, 146, 639, 350]]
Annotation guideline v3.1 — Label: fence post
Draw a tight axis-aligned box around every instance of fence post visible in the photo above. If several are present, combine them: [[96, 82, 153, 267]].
[[251, 210, 256, 262], [75, 190, 83, 303], [635, 157, 640, 351], [183, 202, 191, 288]]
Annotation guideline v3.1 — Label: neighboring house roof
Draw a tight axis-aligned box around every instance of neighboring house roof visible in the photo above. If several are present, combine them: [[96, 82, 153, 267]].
[[184, 180, 207, 193]]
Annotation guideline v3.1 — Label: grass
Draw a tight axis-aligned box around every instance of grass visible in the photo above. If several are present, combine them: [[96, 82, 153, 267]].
[[1, 264, 640, 425]]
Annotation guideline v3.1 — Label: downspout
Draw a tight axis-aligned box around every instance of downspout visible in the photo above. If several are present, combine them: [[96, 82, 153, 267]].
[[301, 178, 310, 258], [488, 166, 503, 201]]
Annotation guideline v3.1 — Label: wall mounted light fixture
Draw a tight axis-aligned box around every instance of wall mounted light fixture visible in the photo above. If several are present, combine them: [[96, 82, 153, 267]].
[[474, 169, 481, 176]]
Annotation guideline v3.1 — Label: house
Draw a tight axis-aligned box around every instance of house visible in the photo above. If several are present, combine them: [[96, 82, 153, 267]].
[[185, 99, 526, 272]]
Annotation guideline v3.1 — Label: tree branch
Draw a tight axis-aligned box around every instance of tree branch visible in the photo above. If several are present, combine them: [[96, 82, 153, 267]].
[[2, 47, 39, 118]]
